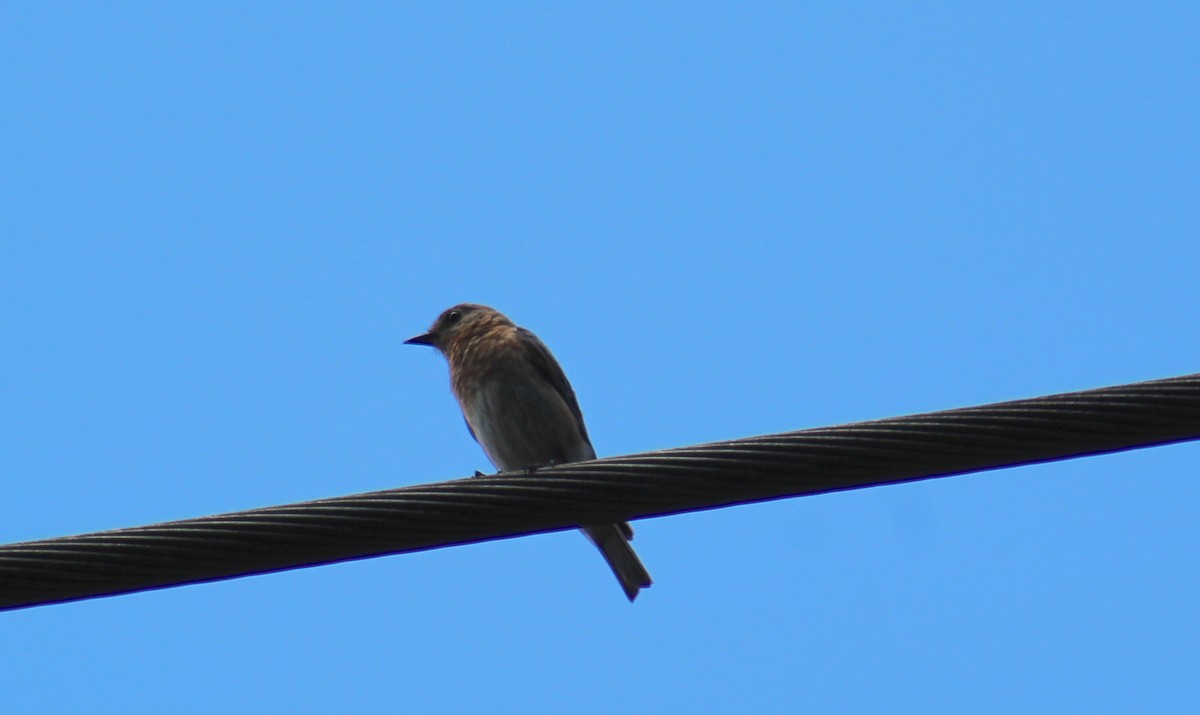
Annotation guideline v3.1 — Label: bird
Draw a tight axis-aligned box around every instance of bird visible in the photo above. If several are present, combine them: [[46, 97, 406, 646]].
[[405, 303, 652, 601]]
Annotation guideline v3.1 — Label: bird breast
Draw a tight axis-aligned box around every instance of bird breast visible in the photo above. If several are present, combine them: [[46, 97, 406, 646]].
[[463, 376, 595, 471]]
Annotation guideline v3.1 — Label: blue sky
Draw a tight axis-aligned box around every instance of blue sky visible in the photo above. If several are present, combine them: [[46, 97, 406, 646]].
[[2, 3, 1198, 712]]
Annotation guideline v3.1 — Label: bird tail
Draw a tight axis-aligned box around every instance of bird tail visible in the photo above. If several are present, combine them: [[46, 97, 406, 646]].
[[582, 523, 653, 602]]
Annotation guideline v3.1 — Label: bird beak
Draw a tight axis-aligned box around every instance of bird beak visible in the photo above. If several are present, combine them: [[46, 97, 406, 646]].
[[404, 332, 436, 346]]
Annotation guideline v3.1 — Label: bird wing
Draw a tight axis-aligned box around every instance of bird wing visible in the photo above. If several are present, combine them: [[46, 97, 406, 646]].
[[517, 327, 592, 447]]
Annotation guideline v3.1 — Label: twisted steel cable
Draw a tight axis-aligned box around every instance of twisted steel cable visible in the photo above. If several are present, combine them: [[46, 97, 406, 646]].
[[2, 372, 1198, 611]]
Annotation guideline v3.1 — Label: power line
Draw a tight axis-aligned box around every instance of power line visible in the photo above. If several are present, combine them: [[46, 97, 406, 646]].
[[2, 372, 1198, 611]]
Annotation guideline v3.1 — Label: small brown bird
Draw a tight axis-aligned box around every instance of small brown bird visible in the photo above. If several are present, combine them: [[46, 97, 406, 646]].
[[405, 304, 652, 601]]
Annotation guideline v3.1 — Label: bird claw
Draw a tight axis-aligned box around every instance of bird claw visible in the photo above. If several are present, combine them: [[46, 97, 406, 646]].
[[524, 460, 560, 476]]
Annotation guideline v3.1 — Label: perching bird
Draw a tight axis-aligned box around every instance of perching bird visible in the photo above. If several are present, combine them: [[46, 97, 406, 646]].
[[405, 304, 652, 601]]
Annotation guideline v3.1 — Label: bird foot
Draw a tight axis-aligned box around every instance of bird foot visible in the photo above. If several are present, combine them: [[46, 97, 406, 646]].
[[523, 460, 562, 475]]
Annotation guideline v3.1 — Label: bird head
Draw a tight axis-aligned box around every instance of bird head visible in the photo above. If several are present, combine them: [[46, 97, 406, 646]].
[[404, 303, 505, 352]]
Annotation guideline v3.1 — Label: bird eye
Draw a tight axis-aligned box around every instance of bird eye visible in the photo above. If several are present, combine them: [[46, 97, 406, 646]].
[[446, 310, 462, 324]]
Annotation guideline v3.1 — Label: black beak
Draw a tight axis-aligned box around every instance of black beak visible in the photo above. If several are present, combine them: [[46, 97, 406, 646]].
[[404, 332, 436, 346]]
